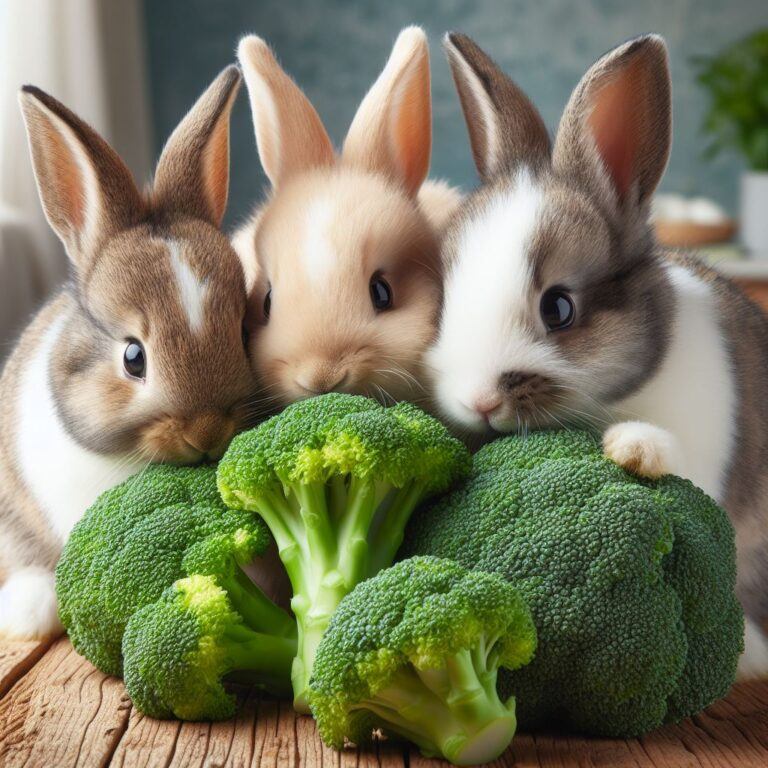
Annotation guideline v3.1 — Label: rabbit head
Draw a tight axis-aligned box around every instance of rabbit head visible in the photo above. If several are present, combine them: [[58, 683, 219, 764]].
[[236, 27, 442, 408], [20, 66, 255, 462], [429, 34, 675, 435]]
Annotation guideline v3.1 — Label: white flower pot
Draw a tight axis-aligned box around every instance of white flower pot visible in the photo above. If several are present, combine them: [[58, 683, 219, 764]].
[[741, 172, 768, 258]]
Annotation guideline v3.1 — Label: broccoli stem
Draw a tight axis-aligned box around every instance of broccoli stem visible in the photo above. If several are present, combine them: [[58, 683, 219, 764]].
[[337, 475, 378, 586], [290, 576, 351, 712], [359, 647, 517, 765], [293, 482, 337, 574], [367, 479, 428, 575], [241, 474, 431, 711], [221, 568, 296, 640], [222, 624, 297, 699]]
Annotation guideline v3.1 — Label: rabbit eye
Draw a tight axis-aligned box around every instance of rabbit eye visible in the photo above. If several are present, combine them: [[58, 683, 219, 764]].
[[123, 339, 146, 380], [370, 275, 393, 311], [540, 289, 575, 331], [263, 288, 272, 320]]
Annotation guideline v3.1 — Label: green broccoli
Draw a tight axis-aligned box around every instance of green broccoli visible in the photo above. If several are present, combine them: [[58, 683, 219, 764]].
[[56, 464, 293, 676], [123, 574, 296, 720], [217, 393, 471, 710], [403, 429, 744, 738], [309, 556, 537, 765]]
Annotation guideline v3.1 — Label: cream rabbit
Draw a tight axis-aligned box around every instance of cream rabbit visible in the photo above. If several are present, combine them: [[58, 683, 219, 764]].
[[429, 33, 768, 677], [0, 66, 256, 639], [233, 27, 462, 408]]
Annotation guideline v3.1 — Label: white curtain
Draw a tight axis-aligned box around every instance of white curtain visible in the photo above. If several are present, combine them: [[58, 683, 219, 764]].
[[0, 0, 152, 359]]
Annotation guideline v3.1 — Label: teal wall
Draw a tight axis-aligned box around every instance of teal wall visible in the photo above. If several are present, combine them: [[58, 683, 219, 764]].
[[143, 0, 768, 228]]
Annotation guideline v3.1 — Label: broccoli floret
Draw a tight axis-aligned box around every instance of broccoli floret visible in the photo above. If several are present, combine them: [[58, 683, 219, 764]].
[[123, 574, 296, 720], [403, 429, 743, 738], [309, 556, 536, 765], [218, 393, 471, 709], [56, 464, 290, 676]]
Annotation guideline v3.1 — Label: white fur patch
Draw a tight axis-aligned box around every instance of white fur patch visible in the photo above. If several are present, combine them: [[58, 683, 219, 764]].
[[16, 313, 146, 542], [302, 199, 335, 283], [0, 566, 62, 640], [603, 421, 681, 478], [613, 264, 735, 501], [168, 240, 208, 332], [738, 618, 768, 680], [232, 219, 260, 292], [429, 171, 554, 427]]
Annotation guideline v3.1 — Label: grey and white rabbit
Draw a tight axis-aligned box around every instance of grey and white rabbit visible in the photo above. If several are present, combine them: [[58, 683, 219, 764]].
[[428, 33, 768, 677], [0, 66, 256, 639]]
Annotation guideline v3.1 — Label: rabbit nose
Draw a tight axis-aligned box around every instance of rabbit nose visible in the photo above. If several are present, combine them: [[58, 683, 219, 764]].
[[184, 412, 235, 458], [472, 395, 502, 421], [295, 367, 349, 395]]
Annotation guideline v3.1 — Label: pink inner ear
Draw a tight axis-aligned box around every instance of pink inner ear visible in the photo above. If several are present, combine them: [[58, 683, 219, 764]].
[[587, 58, 646, 201], [202, 113, 230, 226], [393, 85, 431, 196], [44, 120, 87, 234]]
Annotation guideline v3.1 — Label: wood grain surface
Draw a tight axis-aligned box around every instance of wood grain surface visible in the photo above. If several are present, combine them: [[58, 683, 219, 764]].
[[1, 638, 767, 768]]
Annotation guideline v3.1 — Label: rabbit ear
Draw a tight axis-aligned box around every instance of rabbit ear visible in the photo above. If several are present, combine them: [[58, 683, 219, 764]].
[[552, 35, 671, 208], [238, 36, 334, 187], [342, 26, 432, 197], [19, 86, 144, 268], [152, 65, 241, 226], [444, 33, 550, 182]]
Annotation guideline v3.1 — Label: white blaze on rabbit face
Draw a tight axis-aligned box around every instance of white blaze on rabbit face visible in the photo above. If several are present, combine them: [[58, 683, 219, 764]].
[[168, 239, 209, 333], [429, 171, 561, 431], [302, 198, 336, 284]]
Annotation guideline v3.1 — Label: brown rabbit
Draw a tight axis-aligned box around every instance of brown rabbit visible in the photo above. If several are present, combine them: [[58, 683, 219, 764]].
[[0, 66, 256, 639], [233, 27, 462, 410], [429, 33, 768, 677]]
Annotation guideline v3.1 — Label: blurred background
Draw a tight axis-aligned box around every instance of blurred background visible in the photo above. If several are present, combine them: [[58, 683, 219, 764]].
[[1, 0, 767, 360]]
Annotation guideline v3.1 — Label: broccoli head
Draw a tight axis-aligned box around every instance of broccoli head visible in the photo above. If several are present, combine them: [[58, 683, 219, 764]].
[[309, 556, 536, 765], [218, 393, 471, 710], [56, 464, 290, 676], [123, 574, 296, 720], [403, 429, 743, 737]]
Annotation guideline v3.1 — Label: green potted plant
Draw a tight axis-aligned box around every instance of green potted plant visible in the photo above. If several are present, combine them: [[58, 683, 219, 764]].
[[695, 30, 768, 256]]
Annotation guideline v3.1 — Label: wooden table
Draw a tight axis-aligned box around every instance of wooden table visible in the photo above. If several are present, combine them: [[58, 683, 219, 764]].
[[2, 638, 768, 767]]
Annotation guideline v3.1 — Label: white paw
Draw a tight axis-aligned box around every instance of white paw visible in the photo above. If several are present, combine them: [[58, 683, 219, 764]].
[[0, 566, 63, 640], [737, 618, 768, 681], [603, 421, 679, 479]]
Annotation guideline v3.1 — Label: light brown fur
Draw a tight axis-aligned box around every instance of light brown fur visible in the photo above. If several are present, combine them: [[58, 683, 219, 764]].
[[235, 28, 461, 409], [0, 67, 256, 637]]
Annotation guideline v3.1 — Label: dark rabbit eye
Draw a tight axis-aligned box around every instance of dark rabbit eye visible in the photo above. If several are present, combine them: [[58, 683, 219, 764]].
[[263, 288, 272, 320], [540, 289, 575, 331], [370, 275, 393, 311], [123, 340, 146, 379]]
